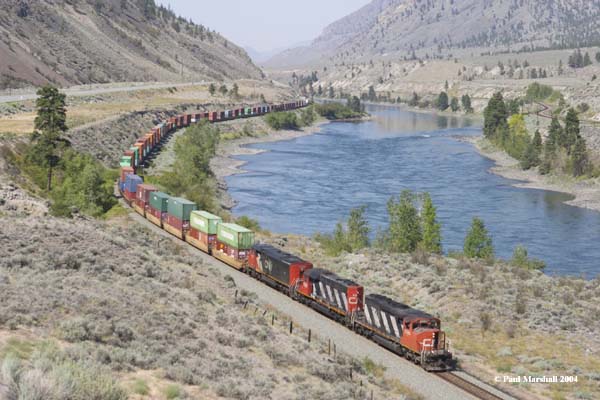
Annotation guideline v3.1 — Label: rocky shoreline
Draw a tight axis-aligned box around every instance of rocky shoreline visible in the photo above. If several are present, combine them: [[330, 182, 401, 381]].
[[464, 135, 600, 212]]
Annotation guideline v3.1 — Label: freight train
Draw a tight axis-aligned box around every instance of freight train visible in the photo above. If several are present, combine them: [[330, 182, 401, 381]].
[[118, 98, 453, 372]]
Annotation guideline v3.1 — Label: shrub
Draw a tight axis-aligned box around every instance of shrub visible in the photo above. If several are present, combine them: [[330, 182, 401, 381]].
[[164, 384, 183, 399], [511, 245, 545, 270], [235, 215, 261, 232], [132, 378, 149, 395]]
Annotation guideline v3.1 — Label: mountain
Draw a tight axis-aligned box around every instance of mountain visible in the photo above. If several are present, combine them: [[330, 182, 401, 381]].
[[245, 41, 312, 64], [0, 0, 263, 89], [266, 0, 600, 68]]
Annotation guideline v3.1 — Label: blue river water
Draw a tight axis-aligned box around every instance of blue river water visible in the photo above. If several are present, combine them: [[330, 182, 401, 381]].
[[226, 104, 600, 277]]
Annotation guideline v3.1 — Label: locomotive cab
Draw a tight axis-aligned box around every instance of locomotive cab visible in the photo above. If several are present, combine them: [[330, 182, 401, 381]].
[[402, 317, 452, 371]]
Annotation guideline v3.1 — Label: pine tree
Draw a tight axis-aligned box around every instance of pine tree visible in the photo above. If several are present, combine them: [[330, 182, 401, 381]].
[[463, 217, 494, 260], [437, 92, 449, 110], [461, 94, 473, 113], [450, 97, 459, 112], [368, 85, 377, 101], [347, 205, 370, 251], [208, 83, 216, 95], [483, 92, 508, 140], [583, 52, 592, 67], [231, 83, 239, 98], [564, 108, 580, 153], [409, 92, 419, 107], [532, 128, 542, 155], [420, 193, 442, 254], [328, 86, 334, 98], [571, 136, 588, 177], [386, 191, 422, 253], [27, 85, 69, 191]]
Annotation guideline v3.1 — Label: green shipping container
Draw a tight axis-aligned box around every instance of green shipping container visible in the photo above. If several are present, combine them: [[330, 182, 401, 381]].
[[120, 156, 132, 168], [217, 223, 254, 249], [245, 107, 252, 115], [190, 210, 222, 234], [149, 191, 170, 212], [167, 197, 197, 221]]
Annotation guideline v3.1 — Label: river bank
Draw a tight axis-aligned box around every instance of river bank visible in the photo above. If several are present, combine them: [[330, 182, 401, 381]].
[[210, 120, 328, 210], [465, 135, 600, 212]]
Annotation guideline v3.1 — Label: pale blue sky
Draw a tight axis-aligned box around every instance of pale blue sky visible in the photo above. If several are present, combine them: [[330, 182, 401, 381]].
[[158, 0, 371, 53]]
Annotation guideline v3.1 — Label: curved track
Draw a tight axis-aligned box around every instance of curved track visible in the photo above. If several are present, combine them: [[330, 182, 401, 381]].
[[119, 106, 520, 400]]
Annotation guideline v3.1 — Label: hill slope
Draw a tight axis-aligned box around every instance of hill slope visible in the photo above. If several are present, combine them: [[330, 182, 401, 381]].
[[266, 0, 600, 68], [0, 0, 263, 89]]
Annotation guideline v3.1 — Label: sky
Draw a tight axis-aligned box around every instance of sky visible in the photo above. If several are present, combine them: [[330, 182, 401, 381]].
[[158, 0, 371, 53]]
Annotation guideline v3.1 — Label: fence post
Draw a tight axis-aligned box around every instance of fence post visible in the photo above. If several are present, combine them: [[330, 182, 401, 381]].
[[289, 321, 293, 334]]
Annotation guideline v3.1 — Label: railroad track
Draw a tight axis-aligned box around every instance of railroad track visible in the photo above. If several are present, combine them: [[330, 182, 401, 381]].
[[437, 371, 511, 400]]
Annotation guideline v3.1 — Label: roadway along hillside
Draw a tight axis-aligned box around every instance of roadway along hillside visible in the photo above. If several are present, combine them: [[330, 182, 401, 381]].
[[126, 210, 478, 400], [0, 82, 203, 103]]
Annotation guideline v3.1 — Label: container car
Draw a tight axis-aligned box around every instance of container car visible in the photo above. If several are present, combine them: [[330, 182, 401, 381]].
[[213, 223, 254, 269], [147, 191, 170, 227], [134, 184, 157, 216], [186, 210, 222, 253], [164, 197, 197, 239], [123, 174, 143, 203]]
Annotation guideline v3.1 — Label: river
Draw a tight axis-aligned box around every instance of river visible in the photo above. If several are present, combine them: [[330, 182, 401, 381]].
[[226, 104, 600, 277]]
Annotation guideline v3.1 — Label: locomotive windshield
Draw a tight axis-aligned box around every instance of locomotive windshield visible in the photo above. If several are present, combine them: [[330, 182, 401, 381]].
[[413, 319, 439, 330]]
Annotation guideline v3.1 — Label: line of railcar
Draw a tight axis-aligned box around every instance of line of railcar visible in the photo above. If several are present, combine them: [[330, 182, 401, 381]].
[[118, 98, 453, 372]]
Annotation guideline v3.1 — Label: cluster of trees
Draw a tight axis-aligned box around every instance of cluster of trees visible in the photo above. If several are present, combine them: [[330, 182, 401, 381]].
[[314, 102, 364, 120], [208, 83, 238, 97], [568, 49, 593, 68], [18, 86, 115, 217], [316, 191, 442, 257], [539, 110, 589, 176], [264, 112, 299, 130], [155, 121, 220, 211], [316, 191, 544, 269], [483, 91, 589, 177]]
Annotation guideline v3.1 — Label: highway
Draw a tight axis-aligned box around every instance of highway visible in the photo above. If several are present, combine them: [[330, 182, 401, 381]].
[[0, 82, 204, 104]]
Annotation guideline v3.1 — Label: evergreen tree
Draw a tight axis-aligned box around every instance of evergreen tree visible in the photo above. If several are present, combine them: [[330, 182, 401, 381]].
[[208, 83, 216, 95], [583, 52, 592, 67], [231, 83, 239, 98], [347, 205, 370, 251], [218, 84, 228, 95], [333, 222, 351, 254], [437, 92, 449, 110], [408, 92, 419, 107], [547, 116, 562, 148], [463, 217, 494, 260], [564, 108, 580, 153], [532, 128, 543, 155], [483, 92, 508, 140], [461, 94, 473, 113], [27, 85, 69, 191], [420, 193, 442, 254], [368, 85, 377, 101], [558, 59, 564, 75], [571, 136, 588, 177], [450, 97, 459, 112], [317, 84, 323, 96], [328, 86, 334, 98], [386, 191, 422, 253]]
